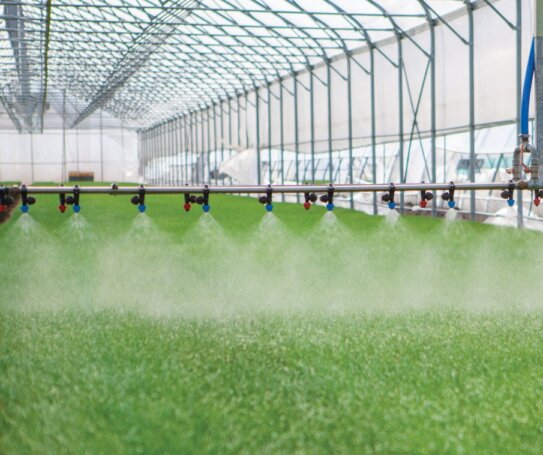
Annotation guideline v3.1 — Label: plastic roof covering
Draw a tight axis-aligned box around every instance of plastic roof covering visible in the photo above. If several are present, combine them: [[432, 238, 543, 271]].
[[0, 0, 475, 131]]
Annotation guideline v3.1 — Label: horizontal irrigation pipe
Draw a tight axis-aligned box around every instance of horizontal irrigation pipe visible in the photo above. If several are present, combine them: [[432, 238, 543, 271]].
[[3, 181, 542, 214], [3, 181, 538, 195]]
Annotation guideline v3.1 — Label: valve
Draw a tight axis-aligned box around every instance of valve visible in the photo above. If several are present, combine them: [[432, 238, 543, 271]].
[[319, 184, 335, 211], [441, 182, 456, 209], [381, 183, 396, 209], [59, 186, 66, 213], [303, 192, 317, 210], [183, 192, 192, 212], [65, 185, 81, 213], [130, 185, 146, 213], [419, 185, 433, 208], [20, 185, 36, 213], [0, 187, 14, 213], [258, 185, 273, 212], [500, 180, 515, 207], [534, 189, 543, 207]]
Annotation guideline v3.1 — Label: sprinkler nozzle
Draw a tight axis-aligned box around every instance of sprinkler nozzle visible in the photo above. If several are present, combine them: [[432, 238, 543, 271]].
[[419, 188, 433, 208], [303, 191, 317, 210], [202, 185, 210, 212], [259, 185, 273, 211], [58, 204, 67, 213], [442, 182, 456, 209], [131, 186, 146, 212], [66, 185, 81, 212], [534, 189, 543, 206], [20, 185, 35, 213], [382, 183, 396, 209], [321, 184, 335, 209], [500, 180, 515, 207], [184, 190, 192, 212]]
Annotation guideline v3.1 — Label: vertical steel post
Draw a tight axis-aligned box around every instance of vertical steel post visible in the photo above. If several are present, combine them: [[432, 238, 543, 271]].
[[99, 109, 104, 182], [516, 0, 524, 228], [294, 73, 300, 201], [467, 2, 476, 221], [535, 0, 543, 185], [206, 108, 211, 184], [347, 53, 354, 210], [309, 66, 315, 183], [398, 40, 405, 213], [201, 109, 205, 184], [220, 101, 225, 182], [237, 94, 241, 148], [213, 103, 218, 185], [327, 60, 333, 183], [268, 83, 272, 184], [256, 87, 261, 185], [370, 48, 377, 215], [279, 78, 285, 199], [429, 20, 437, 217]]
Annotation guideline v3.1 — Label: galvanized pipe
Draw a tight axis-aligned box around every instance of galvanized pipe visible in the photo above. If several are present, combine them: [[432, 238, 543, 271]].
[[8, 181, 532, 196]]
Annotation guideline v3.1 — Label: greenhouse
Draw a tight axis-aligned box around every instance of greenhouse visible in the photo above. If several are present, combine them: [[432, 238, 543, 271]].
[[2, 1, 543, 453]]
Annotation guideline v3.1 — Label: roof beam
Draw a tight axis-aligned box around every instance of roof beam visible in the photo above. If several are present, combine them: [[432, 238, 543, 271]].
[[70, 0, 199, 128]]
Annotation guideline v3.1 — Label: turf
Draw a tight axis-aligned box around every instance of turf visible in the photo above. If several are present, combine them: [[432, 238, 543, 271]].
[[1, 186, 543, 454]]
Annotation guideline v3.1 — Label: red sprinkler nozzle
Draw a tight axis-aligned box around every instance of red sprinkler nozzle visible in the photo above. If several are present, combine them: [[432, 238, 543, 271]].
[[0, 204, 5, 213], [420, 200, 427, 208], [183, 203, 191, 212], [535, 198, 541, 207], [58, 204, 67, 213], [303, 201, 311, 210]]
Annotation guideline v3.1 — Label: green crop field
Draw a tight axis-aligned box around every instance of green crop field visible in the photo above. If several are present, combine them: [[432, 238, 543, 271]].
[[2, 186, 543, 454]]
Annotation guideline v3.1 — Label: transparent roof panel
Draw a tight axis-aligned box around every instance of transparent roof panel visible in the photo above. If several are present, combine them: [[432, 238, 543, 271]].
[[0, 0, 474, 132]]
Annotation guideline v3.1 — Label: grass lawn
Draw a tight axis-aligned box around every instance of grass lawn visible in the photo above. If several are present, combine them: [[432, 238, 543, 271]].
[[1, 185, 543, 453]]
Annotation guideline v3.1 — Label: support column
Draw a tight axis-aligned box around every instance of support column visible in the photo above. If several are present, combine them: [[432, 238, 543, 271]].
[[535, 0, 543, 183]]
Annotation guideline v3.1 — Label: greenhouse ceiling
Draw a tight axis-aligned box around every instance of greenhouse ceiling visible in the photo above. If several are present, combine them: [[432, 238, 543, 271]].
[[0, 0, 481, 132]]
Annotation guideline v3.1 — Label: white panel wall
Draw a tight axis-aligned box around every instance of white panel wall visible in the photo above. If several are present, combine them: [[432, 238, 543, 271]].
[[0, 128, 138, 184]]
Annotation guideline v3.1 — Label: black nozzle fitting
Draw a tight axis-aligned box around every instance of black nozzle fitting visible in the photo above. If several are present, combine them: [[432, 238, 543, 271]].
[[441, 182, 456, 208], [319, 184, 335, 210], [0, 187, 14, 210], [20, 185, 35, 213], [65, 185, 81, 212], [500, 180, 515, 207], [381, 183, 396, 209], [419, 184, 433, 208], [131, 185, 146, 212]]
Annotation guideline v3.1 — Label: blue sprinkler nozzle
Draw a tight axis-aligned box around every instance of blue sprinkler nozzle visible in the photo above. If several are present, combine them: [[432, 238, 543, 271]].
[[507, 199, 515, 207], [73, 204, 81, 213], [20, 205, 29, 213], [265, 203, 273, 212], [203, 204, 210, 213], [448, 200, 456, 209], [138, 204, 146, 213], [326, 203, 334, 211], [388, 201, 396, 210]]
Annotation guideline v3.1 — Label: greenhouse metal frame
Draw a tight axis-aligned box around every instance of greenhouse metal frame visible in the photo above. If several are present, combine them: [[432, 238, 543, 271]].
[[0, 0, 540, 225]]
